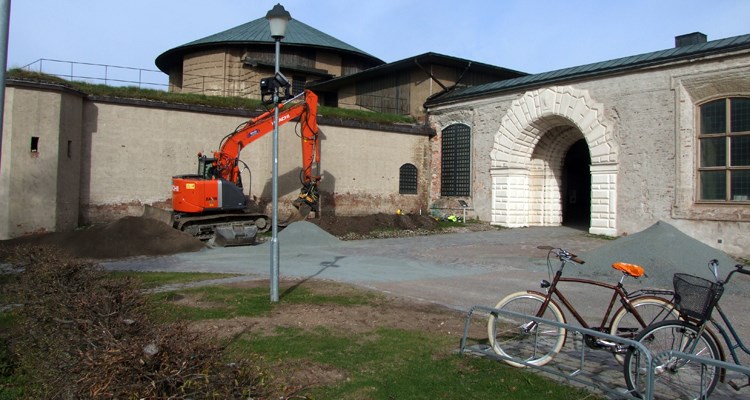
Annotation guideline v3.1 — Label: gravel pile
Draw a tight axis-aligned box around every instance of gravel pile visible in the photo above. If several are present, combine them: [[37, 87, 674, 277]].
[[262, 221, 341, 248], [573, 221, 747, 296]]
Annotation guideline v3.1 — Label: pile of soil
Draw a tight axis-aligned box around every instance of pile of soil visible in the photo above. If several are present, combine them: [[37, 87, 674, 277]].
[[311, 213, 440, 237], [0, 213, 442, 261], [0, 216, 206, 261]]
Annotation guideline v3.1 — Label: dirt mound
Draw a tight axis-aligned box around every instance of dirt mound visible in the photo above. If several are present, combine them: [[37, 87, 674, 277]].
[[0, 216, 205, 260], [0, 213, 440, 261], [312, 213, 439, 236]]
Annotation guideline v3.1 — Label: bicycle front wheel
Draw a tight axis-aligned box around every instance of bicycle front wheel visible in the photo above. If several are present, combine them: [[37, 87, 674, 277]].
[[487, 291, 566, 368], [623, 320, 721, 399], [610, 296, 679, 364]]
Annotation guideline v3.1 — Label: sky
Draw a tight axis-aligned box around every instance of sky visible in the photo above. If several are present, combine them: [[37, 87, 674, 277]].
[[6, 0, 750, 87]]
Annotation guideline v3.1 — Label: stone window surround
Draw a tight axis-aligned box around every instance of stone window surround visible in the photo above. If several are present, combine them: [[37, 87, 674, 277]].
[[672, 66, 750, 222]]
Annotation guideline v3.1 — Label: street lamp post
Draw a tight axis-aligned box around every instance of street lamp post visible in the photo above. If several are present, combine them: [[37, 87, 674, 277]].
[[266, 4, 291, 303]]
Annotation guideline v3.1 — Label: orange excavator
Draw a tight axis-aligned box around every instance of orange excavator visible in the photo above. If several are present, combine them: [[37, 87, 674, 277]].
[[168, 88, 321, 246]]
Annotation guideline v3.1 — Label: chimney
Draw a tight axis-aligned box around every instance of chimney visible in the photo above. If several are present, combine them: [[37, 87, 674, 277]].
[[675, 32, 707, 47]]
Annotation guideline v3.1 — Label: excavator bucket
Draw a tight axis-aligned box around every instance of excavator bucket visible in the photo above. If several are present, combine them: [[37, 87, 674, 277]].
[[213, 224, 258, 247], [280, 203, 312, 227]]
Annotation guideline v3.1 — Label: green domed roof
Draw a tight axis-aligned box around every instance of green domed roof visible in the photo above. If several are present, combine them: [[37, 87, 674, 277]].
[[156, 17, 383, 72]]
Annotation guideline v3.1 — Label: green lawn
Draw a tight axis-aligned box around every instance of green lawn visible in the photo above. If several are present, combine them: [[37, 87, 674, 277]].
[[140, 274, 599, 399], [0, 270, 601, 399]]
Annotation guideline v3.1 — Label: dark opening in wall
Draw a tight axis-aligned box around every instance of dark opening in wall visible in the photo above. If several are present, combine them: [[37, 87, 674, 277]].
[[30, 136, 39, 153]]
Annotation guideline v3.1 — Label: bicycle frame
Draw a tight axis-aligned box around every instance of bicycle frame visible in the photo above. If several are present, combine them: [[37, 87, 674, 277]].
[[530, 268, 658, 333], [708, 304, 750, 365], [691, 263, 750, 370], [666, 262, 750, 384]]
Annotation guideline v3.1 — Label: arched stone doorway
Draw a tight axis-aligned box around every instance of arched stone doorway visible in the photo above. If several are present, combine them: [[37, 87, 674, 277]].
[[489, 85, 618, 236]]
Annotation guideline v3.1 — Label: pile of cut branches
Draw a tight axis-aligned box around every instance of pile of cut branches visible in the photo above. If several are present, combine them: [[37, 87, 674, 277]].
[[2, 246, 269, 399]]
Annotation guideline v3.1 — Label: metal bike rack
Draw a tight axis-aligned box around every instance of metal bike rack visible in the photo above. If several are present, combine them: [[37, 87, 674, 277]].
[[648, 349, 750, 398], [460, 305, 655, 399]]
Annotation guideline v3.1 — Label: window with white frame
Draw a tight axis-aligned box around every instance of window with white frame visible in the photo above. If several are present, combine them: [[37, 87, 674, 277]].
[[698, 97, 750, 202]]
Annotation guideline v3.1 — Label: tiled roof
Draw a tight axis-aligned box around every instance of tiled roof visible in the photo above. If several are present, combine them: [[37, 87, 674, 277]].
[[425, 33, 750, 107], [156, 18, 382, 72]]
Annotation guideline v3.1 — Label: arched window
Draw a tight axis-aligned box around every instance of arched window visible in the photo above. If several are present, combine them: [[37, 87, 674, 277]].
[[441, 124, 471, 196], [399, 163, 418, 194], [698, 97, 750, 202]]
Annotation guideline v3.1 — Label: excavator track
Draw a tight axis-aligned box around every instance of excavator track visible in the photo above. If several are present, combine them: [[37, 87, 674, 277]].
[[174, 212, 269, 246], [144, 204, 314, 247]]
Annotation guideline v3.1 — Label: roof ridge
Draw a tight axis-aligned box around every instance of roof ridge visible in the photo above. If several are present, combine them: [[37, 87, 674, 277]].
[[427, 33, 750, 105]]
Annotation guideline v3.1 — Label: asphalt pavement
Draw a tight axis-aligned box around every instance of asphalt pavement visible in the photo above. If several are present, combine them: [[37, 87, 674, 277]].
[[103, 225, 606, 310]]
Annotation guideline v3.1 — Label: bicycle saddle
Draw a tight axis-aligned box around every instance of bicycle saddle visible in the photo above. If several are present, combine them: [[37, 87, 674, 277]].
[[611, 262, 645, 277]]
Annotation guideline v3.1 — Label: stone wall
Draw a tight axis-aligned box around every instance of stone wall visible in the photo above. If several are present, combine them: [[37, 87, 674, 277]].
[[428, 51, 750, 258], [0, 84, 83, 237], [1, 82, 433, 239]]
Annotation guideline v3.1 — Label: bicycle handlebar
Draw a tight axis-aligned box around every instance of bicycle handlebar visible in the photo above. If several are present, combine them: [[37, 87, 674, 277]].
[[709, 259, 750, 285], [538, 245, 585, 265], [725, 263, 750, 284]]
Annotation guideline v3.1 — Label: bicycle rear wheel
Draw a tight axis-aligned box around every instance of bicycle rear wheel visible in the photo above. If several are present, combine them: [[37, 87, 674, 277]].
[[487, 291, 566, 368], [623, 320, 721, 399], [610, 296, 679, 364]]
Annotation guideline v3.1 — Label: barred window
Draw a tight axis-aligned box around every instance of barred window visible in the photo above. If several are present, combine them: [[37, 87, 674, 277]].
[[399, 164, 418, 194], [698, 97, 750, 202], [441, 124, 471, 196]]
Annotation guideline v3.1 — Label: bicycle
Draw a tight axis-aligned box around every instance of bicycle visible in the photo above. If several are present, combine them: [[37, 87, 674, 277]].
[[487, 246, 678, 368], [623, 260, 750, 399]]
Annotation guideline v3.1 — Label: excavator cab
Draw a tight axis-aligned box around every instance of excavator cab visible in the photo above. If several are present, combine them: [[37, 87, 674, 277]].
[[196, 154, 236, 184], [197, 155, 217, 179]]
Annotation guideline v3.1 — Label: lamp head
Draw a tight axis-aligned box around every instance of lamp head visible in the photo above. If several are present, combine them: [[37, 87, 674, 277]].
[[266, 3, 291, 39]]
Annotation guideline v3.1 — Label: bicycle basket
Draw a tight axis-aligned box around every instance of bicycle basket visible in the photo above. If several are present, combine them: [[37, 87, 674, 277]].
[[673, 273, 724, 322]]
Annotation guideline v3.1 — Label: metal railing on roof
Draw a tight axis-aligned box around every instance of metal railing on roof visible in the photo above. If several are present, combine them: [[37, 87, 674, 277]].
[[17, 58, 263, 97], [19, 58, 169, 90]]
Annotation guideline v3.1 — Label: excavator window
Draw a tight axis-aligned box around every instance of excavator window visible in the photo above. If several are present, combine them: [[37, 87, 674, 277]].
[[197, 156, 217, 180]]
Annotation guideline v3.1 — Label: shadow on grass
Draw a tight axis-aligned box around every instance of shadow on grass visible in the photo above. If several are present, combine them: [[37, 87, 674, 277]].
[[280, 256, 345, 299]]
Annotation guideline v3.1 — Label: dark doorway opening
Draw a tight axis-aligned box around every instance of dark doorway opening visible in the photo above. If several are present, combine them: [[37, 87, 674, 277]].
[[562, 139, 591, 229]]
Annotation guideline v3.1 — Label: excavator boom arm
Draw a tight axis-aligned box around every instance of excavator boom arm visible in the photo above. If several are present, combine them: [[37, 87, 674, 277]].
[[215, 89, 319, 187]]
